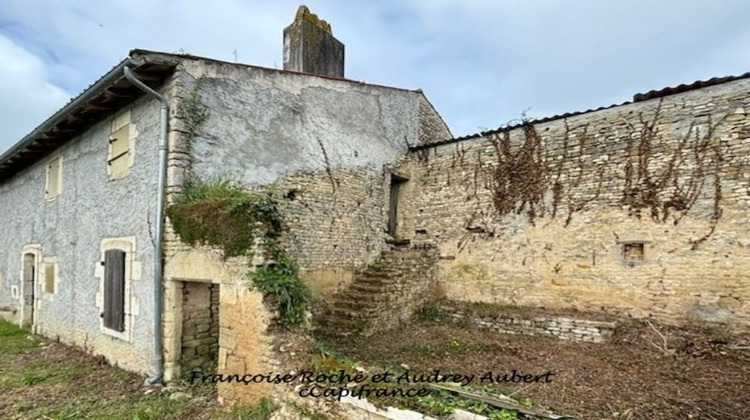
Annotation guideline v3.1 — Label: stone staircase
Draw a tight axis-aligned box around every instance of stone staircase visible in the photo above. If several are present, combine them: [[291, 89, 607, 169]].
[[314, 245, 438, 339]]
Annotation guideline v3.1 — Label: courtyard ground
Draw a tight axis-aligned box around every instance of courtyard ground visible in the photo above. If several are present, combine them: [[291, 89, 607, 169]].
[[324, 302, 750, 419], [2, 303, 749, 420]]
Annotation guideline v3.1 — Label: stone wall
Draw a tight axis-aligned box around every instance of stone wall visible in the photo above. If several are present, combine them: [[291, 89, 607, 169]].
[[173, 57, 447, 270], [180, 282, 219, 370], [418, 94, 453, 145], [443, 308, 616, 343], [401, 78, 750, 331], [162, 243, 277, 406]]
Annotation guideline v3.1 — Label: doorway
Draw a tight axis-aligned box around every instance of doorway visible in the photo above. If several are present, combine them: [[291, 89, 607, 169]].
[[388, 174, 408, 238], [180, 282, 220, 373], [21, 252, 37, 329]]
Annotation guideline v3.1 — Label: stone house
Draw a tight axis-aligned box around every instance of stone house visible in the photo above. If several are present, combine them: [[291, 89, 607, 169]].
[[0, 7, 450, 399], [1, 4, 749, 407]]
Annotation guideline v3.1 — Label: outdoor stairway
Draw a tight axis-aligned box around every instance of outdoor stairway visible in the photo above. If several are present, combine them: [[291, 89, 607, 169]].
[[314, 245, 438, 339]]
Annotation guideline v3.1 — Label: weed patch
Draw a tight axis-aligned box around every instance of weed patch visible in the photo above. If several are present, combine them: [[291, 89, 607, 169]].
[[167, 177, 281, 258]]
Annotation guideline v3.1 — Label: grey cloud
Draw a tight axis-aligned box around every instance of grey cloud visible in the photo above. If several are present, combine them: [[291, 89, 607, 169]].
[[1, 0, 749, 153]]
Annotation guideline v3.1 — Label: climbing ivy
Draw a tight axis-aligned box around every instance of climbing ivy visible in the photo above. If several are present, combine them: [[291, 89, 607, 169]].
[[177, 77, 210, 140]]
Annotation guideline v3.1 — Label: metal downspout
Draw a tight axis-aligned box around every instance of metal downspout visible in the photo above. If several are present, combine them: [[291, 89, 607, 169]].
[[123, 61, 168, 385]]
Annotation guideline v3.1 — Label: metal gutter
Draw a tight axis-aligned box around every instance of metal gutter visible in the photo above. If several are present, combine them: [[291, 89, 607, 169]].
[[124, 59, 169, 386]]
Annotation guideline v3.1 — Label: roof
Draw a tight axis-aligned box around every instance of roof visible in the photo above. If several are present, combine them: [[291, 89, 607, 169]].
[[0, 52, 178, 181], [0, 49, 432, 182], [411, 71, 750, 151]]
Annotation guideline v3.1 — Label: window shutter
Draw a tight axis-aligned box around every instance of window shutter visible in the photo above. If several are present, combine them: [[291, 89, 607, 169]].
[[103, 249, 126, 332], [44, 263, 55, 294]]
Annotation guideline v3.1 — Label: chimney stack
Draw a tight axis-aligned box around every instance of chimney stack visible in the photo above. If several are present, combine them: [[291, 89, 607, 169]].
[[283, 5, 345, 78]]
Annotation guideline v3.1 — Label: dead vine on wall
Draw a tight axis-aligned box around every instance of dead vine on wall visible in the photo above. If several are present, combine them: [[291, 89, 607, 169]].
[[486, 123, 549, 224], [475, 103, 727, 241], [621, 101, 727, 237], [483, 120, 604, 226]]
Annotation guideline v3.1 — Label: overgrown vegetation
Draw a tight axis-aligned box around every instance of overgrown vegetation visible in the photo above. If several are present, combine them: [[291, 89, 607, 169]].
[[308, 340, 522, 419], [414, 389, 519, 419], [0, 319, 297, 419], [473, 104, 729, 246], [251, 240, 310, 329], [167, 177, 281, 258], [167, 176, 308, 329]]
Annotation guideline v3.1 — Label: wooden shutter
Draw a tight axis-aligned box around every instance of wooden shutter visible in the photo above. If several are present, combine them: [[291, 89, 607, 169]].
[[44, 263, 55, 294], [103, 249, 126, 332], [47, 157, 61, 197]]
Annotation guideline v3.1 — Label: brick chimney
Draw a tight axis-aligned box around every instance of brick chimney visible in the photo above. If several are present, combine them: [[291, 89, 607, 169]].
[[283, 5, 345, 78]]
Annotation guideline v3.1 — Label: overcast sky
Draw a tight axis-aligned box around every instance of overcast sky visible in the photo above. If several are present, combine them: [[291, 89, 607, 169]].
[[1, 0, 749, 154]]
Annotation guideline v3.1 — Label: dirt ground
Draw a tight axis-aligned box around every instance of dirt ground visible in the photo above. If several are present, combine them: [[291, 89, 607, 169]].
[[329, 307, 750, 420], [3, 310, 748, 419]]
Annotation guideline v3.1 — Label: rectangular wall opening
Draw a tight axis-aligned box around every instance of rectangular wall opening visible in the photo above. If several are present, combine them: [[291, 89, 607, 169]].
[[180, 282, 220, 373], [388, 174, 409, 237]]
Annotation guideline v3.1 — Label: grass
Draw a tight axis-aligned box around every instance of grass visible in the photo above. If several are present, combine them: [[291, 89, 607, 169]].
[[0, 320, 41, 354], [0, 319, 291, 420]]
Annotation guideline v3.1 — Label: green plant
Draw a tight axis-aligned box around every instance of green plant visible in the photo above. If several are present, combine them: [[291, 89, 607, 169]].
[[489, 409, 519, 420], [21, 374, 46, 386], [167, 177, 282, 258], [416, 304, 448, 322], [288, 401, 332, 420], [178, 78, 210, 139], [238, 397, 278, 420], [413, 390, 518, 419], [168, 177, 308, 330], [0, 320, 40, 355], [250, 241, 310, 330]]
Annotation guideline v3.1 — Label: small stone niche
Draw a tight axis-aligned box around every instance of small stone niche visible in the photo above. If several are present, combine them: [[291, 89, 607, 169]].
[[622, 242, 645, 262]]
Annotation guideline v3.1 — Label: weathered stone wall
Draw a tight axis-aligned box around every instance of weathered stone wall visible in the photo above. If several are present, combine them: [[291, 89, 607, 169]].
[[169, 58, 448, 295], [272, 168, 389, 295], [442, 308, 616, 343], [217, 270, 276, 406], [418, 94, 453, 145], [401, 78, 750, 331]]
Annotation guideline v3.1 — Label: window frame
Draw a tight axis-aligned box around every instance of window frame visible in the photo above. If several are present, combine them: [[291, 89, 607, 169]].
[[95, 237, 141, 341]]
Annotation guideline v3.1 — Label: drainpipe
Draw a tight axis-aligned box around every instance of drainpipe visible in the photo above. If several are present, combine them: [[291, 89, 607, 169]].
[[124, 60, 168, 385]]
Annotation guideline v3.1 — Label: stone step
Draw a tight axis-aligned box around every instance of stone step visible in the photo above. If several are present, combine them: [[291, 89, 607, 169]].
[[363, 267, 402, 276], [323, 305, 374, 319], [349, 282, 389, 294], [314, 318, 363, 337], [355, 276, 399, 287], [333, 299, 381, 314], [381, 250, 428, 258], [340, 290, 389, 303]]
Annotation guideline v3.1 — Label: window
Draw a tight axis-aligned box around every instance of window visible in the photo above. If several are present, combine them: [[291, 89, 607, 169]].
[[623, 242, 645, 263], [103, 249, 126, 332], [108, 111, 133, 179], [43, 261, 57, 295], [95, 237, 140, 341], [45, 155, 63, 200]]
